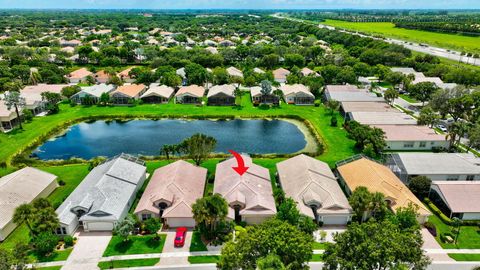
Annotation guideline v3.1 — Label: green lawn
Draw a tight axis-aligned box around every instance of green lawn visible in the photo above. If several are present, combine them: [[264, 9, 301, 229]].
[[427, 214, 480, 249], [323, 19, 480, 54], [399, 94, 419, 103], [312, 242, 327, 250], [448, 254, 480, 261], [310, 254, 323, 262], [188, 255, 220, 264], [103, 235, 166, 257], [30, 248, 73, 263], [190, 231, 208, 252], [98, 258, 160, 269]]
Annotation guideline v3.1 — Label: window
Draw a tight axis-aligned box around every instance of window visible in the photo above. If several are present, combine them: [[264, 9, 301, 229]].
[[56, 227, 67, 235], [446, 175, 459, 181], [62, 227, 67, 235], [419, 142, 427, 148], [466, 175, 475, 181], [403, 142, 414, 148], [141, 213, 151, 221]]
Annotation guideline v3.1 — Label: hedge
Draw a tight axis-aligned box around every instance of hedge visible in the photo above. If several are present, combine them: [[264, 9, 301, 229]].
[[424, 198, 480, 226]]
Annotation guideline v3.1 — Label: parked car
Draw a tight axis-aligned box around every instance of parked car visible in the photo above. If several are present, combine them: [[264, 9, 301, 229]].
[[174, 227, 187, 247], [437, 125, 448, 133]]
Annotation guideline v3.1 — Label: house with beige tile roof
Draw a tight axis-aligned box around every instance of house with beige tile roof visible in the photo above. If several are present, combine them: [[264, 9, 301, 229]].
[[66, 68, 93, 83], [279, 84, 315, 105], [336, 156, 430, 223], [0, 167, 58, 241], [300, 67, 319, 77], [140, 84, 175, 104], [226, 67, 243, 78], [134, 160, 207, 228], [214, 155, 276, 224], [110, 84, 147, 105], [430, 181, 480, 220], [21, 84, 69, 114], [94, 70, 111, 84], [277, 155, 352, 225], [175, 85, 205, 104], [118, 67, 136, 83], [0, 100, 22, 133], [273, 68, 290, 84], [207, 84, 236, 106], [373, 125, 449, 151]]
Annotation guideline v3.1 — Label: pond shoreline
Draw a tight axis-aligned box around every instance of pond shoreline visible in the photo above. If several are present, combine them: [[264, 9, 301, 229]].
[[23, 116, 323, 165]]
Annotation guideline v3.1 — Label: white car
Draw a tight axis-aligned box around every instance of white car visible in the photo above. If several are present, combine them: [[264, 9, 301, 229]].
[[437, 125, 448, 133]]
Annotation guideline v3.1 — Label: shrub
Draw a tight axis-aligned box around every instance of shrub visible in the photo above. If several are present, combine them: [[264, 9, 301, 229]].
[[424, 221, 437, 237], [58, 179, 66, 186], [32, 232, 58, 256], [314, 100, 320, 107], [330, 116, 338, 127], [63, 235, 74, 247]]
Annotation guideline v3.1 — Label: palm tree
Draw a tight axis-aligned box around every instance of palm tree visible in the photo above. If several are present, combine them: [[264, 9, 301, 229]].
[[13, 204, 35, 235], [28, 71, 42, 85], [369, 192, 388, 220], [160, 144, 173, 161], [326, 99, 340, 115], [3, 91, 26, 130]]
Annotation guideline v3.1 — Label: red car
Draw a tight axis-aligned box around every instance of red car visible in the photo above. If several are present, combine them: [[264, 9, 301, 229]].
[[174, 227, 187, 247]]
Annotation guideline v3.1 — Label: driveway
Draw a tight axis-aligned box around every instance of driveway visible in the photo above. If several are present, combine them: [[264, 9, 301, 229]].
[[62, 231, 112, 270], [421, 228, 454, 262], [157, 230, 192, 266]]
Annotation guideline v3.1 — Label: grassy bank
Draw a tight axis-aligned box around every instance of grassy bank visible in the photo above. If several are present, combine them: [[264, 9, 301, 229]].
[[448, 254, 480, 261], [322, 19, 480, 54]]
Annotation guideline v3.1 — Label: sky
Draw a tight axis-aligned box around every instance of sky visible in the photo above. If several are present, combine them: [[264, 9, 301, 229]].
[[0, 0, 479, 10]]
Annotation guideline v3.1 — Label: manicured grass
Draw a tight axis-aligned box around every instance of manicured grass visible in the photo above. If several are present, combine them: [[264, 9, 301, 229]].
[[448, 253, 480, 261], [310, 254, 323, 262], [36, 267, 62, 270], [30, 248, 73, 263], [399, 94, 419, 103], [427, 214, 480, 249], [188, 255, 220, 264], [103, 235, 166, 256], [312, 242, 327, 250], [323, 19, 480, 54], [98, 258, 160, 269], [0, 164, 88, 250], [190, 231, 208, 252]]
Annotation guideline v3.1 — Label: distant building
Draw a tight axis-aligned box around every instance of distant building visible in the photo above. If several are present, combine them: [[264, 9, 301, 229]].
[[273, 68, 290, 84], [430, 181, 480, 220], [0, 100, 22, 133], [110, 84, 147, 105], [71, 84, 116, 104], [175, 85, 205, 104], [66, 68, 93, 84], [250, 86, 279, 106], [207, 84, 236, 106], [278, 84, 315, 105], [140, 84, 175, 104], [374, 125, 450, 151]]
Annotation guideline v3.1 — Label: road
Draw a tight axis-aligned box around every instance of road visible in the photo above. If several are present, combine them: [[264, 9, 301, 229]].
[[272, 13, 480, 66]]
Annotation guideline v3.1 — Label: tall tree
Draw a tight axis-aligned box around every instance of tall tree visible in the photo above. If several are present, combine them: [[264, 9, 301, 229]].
[[13, 203, 35, 235], [115, 215, 135, 242], [408, 176, 432, 200], [260, 79, 272, 104], [348, 186, 372, 223], [256, 254, 286, 270], [192, 193, 228, 240], [383, 88, 399, 105], [408, 82, 438, 106], [3, 91, 26, 129], [418, 106, 439, 128], [325, 99, 340, 115], [179, 133, 217, 166]]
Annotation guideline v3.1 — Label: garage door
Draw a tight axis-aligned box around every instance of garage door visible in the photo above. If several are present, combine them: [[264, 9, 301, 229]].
[[322, 215, 348, 225], [86, 222, 114, 231], [167, 218, 195, 228]]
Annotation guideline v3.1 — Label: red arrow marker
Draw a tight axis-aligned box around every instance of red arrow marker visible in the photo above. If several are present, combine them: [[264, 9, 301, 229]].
[[228, 150, 249, 176]]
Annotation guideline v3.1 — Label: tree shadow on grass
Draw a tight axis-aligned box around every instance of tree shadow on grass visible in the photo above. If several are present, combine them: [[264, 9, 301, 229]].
[[145, 237, 161, 249], [113, 240, 133, 253]]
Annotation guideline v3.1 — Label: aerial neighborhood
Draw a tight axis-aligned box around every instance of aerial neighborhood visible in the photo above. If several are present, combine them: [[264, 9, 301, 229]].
[[0, 7, 480, 270]]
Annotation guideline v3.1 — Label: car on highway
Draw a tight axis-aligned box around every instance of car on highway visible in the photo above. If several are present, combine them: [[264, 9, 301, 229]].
[[174, 227, 187, 247]]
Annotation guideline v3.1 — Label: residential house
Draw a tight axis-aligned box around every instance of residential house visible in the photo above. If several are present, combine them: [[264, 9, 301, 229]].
[[134, 161, 207, 227], [253, 67, 265, 74], [336, 156, 431, 223], [176, 67, 187, 85], [21, 84, 68, 114], [430, 181, 480, 220], [277, 155, 353, 225], [273, 68, 290, 84], [226, 67, 243, 78], [94, 70, 111, 84], [325, 91, 383, 103], [0, 100, 21, 133], [60, 39, 81, 47], [279, 84, 315, 105], [175, 85, 205, 104], [300, 67, 319, 77], [214, 155, 277, 224], [207, 84, 236, 106], [118, 67, 136, 83], [340, 101, 398, 116], [386, 153, 480, 183], [250, 86, 279, 105], [110, 84, 147, 105], [346, 112, 417, 125], [55, 154, 146, 235], [373, 125, 450, 151], [71, 84, 116, 104], [205, 47, 218, 54], [140, 84, 175, 104], [324, 85, 362, 93], [0, 167, 58, 241], [66, 68, 93, 84]]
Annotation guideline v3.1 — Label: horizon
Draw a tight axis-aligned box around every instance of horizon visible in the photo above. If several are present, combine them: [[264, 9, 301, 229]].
[[1, 0, 480, 10]]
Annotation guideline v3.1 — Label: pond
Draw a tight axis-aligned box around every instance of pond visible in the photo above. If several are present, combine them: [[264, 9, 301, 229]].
[[33, 119, 313, 160]]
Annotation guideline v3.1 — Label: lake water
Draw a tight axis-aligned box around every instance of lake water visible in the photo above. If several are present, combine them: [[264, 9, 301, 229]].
[[33, 119, 308, 160]]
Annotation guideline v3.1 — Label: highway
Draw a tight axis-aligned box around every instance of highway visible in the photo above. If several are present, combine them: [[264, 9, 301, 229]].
[[272, 13, 480, 66]]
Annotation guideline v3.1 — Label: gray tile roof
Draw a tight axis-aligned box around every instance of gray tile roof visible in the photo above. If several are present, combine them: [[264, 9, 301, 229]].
[[56, 154, 146, 225], [394, 153, 480, 176]]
